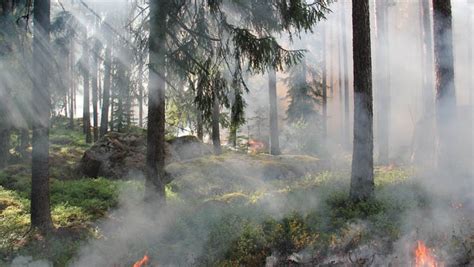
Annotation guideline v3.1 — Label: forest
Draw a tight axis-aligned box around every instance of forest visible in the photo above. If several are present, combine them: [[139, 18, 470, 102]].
[[0, 0, 472, 266]]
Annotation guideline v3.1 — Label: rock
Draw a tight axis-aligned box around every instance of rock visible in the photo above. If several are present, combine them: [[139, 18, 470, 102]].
[[79, 133, 212, 179]]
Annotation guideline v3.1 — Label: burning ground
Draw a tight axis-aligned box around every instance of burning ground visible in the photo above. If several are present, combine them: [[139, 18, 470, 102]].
[[1, 126, 473, 266]]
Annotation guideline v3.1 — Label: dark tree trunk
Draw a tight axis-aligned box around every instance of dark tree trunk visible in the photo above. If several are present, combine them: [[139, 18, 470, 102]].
[[92, 41, 100, 142], [432, 0, 456, 172], [375, 0, 390, 165], [341, 1, 350, 148], [0, 129, 9, 168], [350, 0, 374, 202], [19, 128, 29, 159], [268, 68, 281, 155], [212, 92, 222, 155], [196, 108, 203, 141], [321, 24, 328, 140], [31, 0, 53, 232], [82, 40, 92, 143], [100, 46, 111, 137], [145, 0, 167, 204]]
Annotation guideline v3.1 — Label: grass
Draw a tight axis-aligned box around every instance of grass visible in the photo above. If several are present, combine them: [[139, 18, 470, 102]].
[[0, 124, 471, 266]]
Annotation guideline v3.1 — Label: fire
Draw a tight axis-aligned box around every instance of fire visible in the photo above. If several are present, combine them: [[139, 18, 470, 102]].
[[248, 139, 265, 153], [132, 254, 150, 267], [415, 241, 440, 267]]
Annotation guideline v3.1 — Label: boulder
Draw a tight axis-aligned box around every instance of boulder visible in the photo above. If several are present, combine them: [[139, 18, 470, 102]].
[[79, 132, 212, 179]]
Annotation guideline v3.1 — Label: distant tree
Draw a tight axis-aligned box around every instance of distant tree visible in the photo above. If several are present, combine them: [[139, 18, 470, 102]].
[[31, 0, 53, 232], [432, 0, 456, 172], [350, 0, 374, 202], [0, 1, 13, 169], [82, 37, 92, 143], [268, 68, 281, 155], [91, 38, 101, 142], [340, 1, 350, 148], [321, 24, 328, 140], [375, 0, 391, 164], [100, 45, 112, 137]]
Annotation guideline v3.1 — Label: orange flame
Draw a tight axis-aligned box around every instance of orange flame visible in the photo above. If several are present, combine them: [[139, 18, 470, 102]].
[[415, 241, 440, 267], [132, 254, 150, 267], [248, 139, 265, 153]]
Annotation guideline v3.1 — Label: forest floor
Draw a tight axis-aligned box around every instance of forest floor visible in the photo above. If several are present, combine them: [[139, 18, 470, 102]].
[[0, 124, 472, 266]]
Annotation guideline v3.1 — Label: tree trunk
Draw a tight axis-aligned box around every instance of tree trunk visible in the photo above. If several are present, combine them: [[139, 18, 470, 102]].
[[350, 0, 374, 202], [91, 41, 99, 142], [19, 128, 29, 159], [138, 58, 144, 128], [197, 108, 203, 141], [322, 23, 328, 140], [412, 0, 435, 164], [31, 0, 53, 232], [69, 43, 75, 130], [100, 46, 111, 137], [268, 68, 281, 155], [341, 1, 351, 148], [432, 0, 456, 172], [145, 0, 167, 204], [212, 92, 222, 155], [468, 0, 473, 106], [375, 0, 390, 165], [0, 129, 9, 168], [82, 40, 92, 143]]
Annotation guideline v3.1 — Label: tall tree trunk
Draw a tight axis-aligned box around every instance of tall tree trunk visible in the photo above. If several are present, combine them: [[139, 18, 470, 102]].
[[268, 68, 281, 155], [412, 0, 435, 164], [82, 40, 92, 143], [100, 46, 111, 137], [69, 44, 75, 130], [350, 0, 374, 202], [322, 24, 328, 140], [31, 0, 53, 232], [469, 0, 473, 106], [138, 58, 144, 128], [341, 1, 351, 148], [432, 0, 456, 172], [375, 0, 390, 164], [145, 0, 167, 204], [91, 41, 99, 142], [212, 91, 222, 155]]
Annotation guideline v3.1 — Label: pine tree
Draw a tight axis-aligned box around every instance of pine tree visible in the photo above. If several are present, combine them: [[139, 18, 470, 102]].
[[350, 0, 374, 202], [31, 0, 53, 232]]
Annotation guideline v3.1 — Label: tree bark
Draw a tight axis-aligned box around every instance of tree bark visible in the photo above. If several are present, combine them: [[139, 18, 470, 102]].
[[322, 24, 328, 140], [19, 128, 29, 159], [341, 1, 351, 148], [268, 68, 281, 155], [100, 45, 111, 137], [196, 108, 203, 141], [412, 0, 436, 164], [31, 0, 53, 232], [432, 0, 456, 172], [350, 0, 374, 202], [145, 0, 167, 204], [82, 40, 92, 143], [138, 57, 144, 128], [91, 41, 100, 142], [0, 129, 9, 168], [212, 91, 222, 155], [375, 0, 390, 165], [69, 43, 75, 130]]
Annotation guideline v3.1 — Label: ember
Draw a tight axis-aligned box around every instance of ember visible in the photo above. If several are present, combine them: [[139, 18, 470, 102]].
[[415, 241, 441, 267], [248, 139, 265, 153], [133, 254, 150, 267]]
